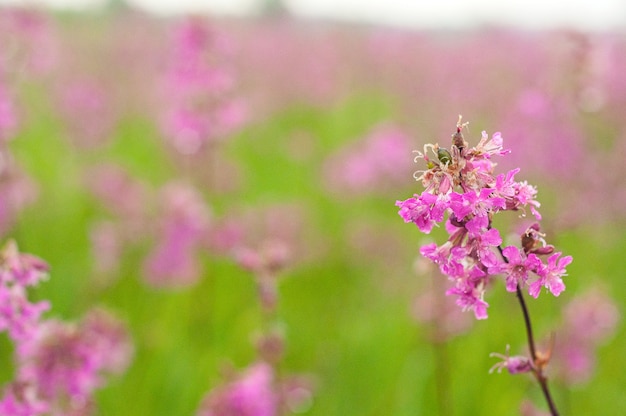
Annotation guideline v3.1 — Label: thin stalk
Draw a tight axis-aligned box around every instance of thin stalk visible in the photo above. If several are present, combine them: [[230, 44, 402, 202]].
[[497, 245, 560, 416]]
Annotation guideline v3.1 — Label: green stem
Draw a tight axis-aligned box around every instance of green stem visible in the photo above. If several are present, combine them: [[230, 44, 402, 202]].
[[497, 245, 559, 416]]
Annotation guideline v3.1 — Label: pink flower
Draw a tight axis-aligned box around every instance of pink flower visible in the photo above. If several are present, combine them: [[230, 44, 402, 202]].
[[397, 119, 571, 318], [142, 182, 211, 288], [197, 362, 277, 416], [0, 382, 48, 416], [490, 246, 542, 293], [396, 192, 448, 234], [16, 309, 133, 412], [0, 285, 50, 343], [0, 241, 49, 287], [323, 124, 414, 194], [529, 252, 572, 298], [161, 17, 246, 153], [490, 345, 532, 374], [0, 85, 18, 141], [553, 287, 620, 384]]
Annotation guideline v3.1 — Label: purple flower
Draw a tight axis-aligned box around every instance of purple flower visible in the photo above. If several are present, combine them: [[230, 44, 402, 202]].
[[142, 182, 211, 288], [529, 252, 572, 298], [490, 246, 542, 293], [446, 266, 489, 320], [396, 192, 448, 234], [0, 382, 48, 416], [0, 241, 49, 287], [16, 309, 133, 411], [397, 119, 571, 318], [490, 345, 532, 374], [472, 131, 511, 158], [196, 362, 277, 416]]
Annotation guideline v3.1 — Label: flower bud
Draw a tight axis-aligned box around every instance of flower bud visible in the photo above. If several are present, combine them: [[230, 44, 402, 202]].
[[437, 147, 452, 165]]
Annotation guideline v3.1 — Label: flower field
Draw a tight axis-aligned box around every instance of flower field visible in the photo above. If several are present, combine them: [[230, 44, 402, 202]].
[[0, 6, 624, 415]]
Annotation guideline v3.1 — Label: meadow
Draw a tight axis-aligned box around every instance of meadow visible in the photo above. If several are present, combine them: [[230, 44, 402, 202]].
[[0, 6, 624, 415]]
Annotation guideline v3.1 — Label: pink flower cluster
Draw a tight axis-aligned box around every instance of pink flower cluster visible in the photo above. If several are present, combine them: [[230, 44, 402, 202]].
[[0, 240, 49, 344], [396, 118, 572, 319], [162, 17, 246, 154], [0, 241, 133, 416], [142, 182, 211, 288]]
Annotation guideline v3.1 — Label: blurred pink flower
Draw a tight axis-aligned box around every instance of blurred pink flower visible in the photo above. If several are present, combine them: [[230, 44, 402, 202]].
[[553, 286, 620, 384], [16, 308, 132, 415], [85, 164, 149, 221], [0, 241, 49, 343], [324, 124, 413, 195], [89, 221, 122, 278], [55, 78, 117, 148], [142, 182, 211, 288], [161, 17, 246, 154], [0, 7, 59, 76], [0, 151, 38, 237], [0, 85, 18, 141], [197, 362, 277, 416]]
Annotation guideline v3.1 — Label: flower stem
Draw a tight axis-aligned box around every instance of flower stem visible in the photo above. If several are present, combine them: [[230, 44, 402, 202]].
[[497, 245, 560, 416]]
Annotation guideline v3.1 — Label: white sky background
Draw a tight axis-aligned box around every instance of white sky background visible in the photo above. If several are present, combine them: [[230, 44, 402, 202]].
[[1, 0, 625, 31]]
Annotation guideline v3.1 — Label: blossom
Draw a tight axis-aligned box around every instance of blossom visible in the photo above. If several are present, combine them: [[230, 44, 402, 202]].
[[196, 362, 277, 416], [490, 345, 532, 374], [0, 241, 50, 343], [0, 85, 19, 141], [323, 124, 414, 194], [396, 192, 448, 233], [161, 17, 246, 153], [16, 309, 133, 413], [552, 287, 620, 384], [396, 118, 571, 318], [490, 246, 542, 293], [528, 252, 572, 298], [0, 382, 49, 416], [142, 182, 211, 288]]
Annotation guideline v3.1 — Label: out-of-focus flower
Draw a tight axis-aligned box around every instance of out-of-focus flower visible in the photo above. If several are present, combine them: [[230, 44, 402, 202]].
[[161, 17, 246, 154], [520, 399, 551, 416], [85, 164, 149, 222], [0, 7, 59, 76], [0, 382, 49, 416], [85, 164, 151, 281], [142, 182, 211, 288], [16, 308, 132, 414], [55, 78, 117, 148], [197, 362, 277, 416], [552, 286, 620, 384], [0, 84, 18, 141], [412, 259, 473, 340], [0, 150, 38, 237], [324, 124, 414, 195], [0, 240, 49, 343]]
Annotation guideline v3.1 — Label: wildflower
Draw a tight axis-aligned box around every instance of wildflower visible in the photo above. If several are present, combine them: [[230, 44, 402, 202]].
[[142, 182, 211, 288], [196, 362, 277, 416], [396, 118, 571, 318], [553, 287, 620, 384], [16, 309, 133, 413], [529, 252, 572, 298], [162, 17, 246, 154], [490, 345, 532, 375]]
